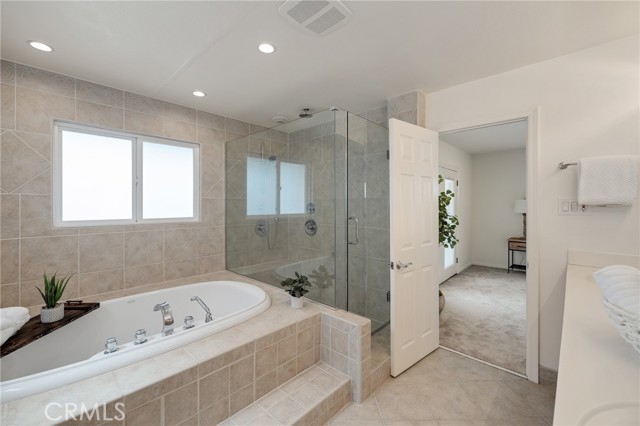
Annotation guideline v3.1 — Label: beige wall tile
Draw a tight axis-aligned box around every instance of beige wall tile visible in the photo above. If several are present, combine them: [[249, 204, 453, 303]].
[[230, 355, 254, 393], [199, 367, 230, 410], [13, 168, 50, 195], [1, 132, 49, 193], [197, 226, 224, 256], [297, 348, 315, 373], [197, 255, 225, 275], [15, 64, 75, 97], [124, 230, 163, 267], [230, 383, 254, 416], [76, 80, 123, 108], [331, 329, 349, 356], [1, 239, 19, 283], [124, 92, 163, 116], [20, 235, 78, 281], [164, 258, 197, 281], [297, 327, 314, 355], [255, 370, 278, 400], [1, 60, 16, 84], [20, 194, 76, 237], [255, 343, 277, 378], [1, 194, 19, 239], [1, 283, 19, 307], [1, 83, 16, 130], [164, 382, 198, 426], [197, 111, 225, 130], [78, 268, 124, 296], [124, 398, 161, 426], [163, 119, 196, 142], [76, 100, 124, 129], [277, 358, 297, 385], [124, 110, 162, 136], [387, 91, 418, 116], [79, 233, 124, 272], [11, 130, 50, 160], [164, 102, 196, 124], [197, 126, 226, 145], [199, 397, 229, 425], [124, 263, 164, 288], [226, 118, 250, 136], [277, 334, 297, 365], [164, 228, 197, 261], [16, 86, 75, 134]]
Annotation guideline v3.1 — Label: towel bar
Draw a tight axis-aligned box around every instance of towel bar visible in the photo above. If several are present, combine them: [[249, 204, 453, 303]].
[[558, 162, 577, 170]]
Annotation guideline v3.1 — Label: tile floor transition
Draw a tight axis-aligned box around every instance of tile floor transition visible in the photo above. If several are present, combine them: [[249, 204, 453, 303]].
[[328, 348, 556, 426]]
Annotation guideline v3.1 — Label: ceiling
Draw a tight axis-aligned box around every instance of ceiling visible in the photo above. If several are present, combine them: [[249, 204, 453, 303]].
[[440, 120, 527, 155], [1, 1, 638, 127]]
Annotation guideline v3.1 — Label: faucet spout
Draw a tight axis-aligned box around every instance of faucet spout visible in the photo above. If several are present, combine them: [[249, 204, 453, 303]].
[[153, 302, 174, 336], [190, 296, 213, 323]]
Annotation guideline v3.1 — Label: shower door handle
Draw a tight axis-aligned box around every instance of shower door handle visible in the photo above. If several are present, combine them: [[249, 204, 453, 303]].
[[347, 216, 359, 245]]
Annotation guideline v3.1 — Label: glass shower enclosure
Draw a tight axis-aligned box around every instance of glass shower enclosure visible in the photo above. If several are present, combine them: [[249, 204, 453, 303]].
[[225, 108, 390, 332]]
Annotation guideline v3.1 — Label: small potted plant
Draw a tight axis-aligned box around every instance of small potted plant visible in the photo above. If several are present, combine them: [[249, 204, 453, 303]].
[[36, 272, 72, 323], [281, 272, 311, 309]]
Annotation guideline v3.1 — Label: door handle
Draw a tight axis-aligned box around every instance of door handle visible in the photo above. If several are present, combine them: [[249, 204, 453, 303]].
[[396, 261, 413, 270], [347, 216, 359, 245]]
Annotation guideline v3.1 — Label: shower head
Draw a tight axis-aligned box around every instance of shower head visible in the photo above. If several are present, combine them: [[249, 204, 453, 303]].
[[299, 108, 313, 118], [268, 155, 277, 161]]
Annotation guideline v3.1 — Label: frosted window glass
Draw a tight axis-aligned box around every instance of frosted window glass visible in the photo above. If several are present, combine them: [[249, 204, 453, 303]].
[[247, 157, 277, 215], [280, 162, 306, 214], [61, 130, 132, 221], [142, 141, 195, 219]]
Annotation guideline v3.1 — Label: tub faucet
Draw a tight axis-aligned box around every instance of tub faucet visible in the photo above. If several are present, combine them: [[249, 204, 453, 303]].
[[153, 302, 174, 336], [190, 296, 213, 323]]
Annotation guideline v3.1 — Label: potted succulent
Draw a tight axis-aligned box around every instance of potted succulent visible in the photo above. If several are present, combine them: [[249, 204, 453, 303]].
[[36, 272, 72, 323], [281, 272, 311, 309], [439, 175, 460, 314]]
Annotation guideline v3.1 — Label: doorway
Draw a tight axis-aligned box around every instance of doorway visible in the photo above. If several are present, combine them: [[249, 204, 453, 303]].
[[439, 166, 458, 283], [437, 115, 538, 381]]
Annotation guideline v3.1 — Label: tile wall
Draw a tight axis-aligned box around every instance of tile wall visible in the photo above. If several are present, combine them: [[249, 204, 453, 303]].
[[0, 59, 256, 309]]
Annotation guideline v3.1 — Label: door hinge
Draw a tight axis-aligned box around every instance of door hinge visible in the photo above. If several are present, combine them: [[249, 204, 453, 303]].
[[386, 150, 389, 160], [456, 257, 459, 264], [389, 261, 394, 270], [456, 180, 459, 187], [386, 290, 391, 302]]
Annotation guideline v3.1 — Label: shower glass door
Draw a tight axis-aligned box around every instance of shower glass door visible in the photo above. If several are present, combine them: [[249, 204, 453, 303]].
[[345, 112, 390, 333]]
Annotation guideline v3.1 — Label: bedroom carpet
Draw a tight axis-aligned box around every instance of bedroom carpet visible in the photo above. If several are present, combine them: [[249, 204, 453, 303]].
[[439, 265, 527, 375]]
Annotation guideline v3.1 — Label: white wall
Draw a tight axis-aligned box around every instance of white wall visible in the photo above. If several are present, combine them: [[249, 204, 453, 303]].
[[427, 35, 640, 370], [471, 149, 526, 269], [439, 141, 472, 274]]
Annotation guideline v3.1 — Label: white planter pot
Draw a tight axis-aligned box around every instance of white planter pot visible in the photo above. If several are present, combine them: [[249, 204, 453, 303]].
[[290, 296, 304, 309], [41, 303, 64, 323]]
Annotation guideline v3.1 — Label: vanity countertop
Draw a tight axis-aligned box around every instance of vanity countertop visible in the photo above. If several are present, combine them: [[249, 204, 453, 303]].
[[554, 260, 640, 425]]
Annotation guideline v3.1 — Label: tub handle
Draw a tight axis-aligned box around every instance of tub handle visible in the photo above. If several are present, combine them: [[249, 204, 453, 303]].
[[104, 337, 119, 354]]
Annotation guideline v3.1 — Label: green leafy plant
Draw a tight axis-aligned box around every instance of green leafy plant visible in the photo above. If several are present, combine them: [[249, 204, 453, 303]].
[[36, 273, 72, 308], [439, 175, 459, 249], [280, 272, 311, 298]]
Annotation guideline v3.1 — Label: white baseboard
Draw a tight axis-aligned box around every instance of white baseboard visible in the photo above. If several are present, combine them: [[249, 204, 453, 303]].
[[457, 262, 472, 273], [470, 261, 508, 270]]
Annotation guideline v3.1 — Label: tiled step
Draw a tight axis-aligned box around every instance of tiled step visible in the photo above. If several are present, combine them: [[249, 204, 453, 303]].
[[223, 362, 351, 426]]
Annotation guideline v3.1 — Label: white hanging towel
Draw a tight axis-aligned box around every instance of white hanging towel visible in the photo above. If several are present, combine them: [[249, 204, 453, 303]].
[[577, 155, 639, 205]]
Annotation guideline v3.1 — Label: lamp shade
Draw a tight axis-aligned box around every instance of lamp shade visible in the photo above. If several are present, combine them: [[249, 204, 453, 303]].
[[514, 199, 527, 214]]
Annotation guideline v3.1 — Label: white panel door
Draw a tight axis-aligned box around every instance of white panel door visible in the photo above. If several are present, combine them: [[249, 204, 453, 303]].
[[389, 118, 439, 377]]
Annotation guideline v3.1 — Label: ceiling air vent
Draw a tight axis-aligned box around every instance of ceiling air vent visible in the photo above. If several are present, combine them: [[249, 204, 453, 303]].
[[279, 0, 353, 37]]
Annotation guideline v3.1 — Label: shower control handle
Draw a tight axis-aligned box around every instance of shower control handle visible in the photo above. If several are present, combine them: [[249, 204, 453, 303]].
[[347, 216, 359, 245]]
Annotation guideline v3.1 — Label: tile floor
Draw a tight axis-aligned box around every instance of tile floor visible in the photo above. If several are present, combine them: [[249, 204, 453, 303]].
[[329, 348, 556, 426]]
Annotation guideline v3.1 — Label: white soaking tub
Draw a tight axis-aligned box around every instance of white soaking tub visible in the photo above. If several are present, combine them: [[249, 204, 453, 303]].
[[0, 280, 270, 403]]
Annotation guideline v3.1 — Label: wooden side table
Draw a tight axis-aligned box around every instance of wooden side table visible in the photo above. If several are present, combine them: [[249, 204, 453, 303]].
[[508, 237, 527, 273]]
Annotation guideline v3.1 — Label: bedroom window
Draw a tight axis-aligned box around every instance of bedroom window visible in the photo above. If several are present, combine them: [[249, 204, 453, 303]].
[[53, 122, 199, 227]]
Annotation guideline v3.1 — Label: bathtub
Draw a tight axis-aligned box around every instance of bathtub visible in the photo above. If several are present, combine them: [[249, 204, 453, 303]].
[[0, 280, 270, 403]]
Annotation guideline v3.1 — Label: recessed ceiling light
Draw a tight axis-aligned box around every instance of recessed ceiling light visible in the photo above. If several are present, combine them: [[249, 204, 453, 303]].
[[28, 40, 54, 52], [258, 43, 275, 54], [192, 91, 206, 97]]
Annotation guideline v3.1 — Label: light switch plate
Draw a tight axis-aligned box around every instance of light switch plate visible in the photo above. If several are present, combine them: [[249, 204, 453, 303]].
[[558, 198, 591, 216]]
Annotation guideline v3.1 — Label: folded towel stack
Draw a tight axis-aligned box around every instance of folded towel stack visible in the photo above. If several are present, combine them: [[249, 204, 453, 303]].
[[593, 264, 640, 315], [0, 307, 31, 346], [577, 155, 639, 206]]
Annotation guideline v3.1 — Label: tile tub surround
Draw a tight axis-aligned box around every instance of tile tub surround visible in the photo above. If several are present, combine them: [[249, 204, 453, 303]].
[[0, 270, 376, 426], [0, 58, 269, 310]]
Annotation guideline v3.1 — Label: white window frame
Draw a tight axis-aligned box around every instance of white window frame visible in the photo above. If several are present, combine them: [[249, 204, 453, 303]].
[[53, 121, 200, 227]]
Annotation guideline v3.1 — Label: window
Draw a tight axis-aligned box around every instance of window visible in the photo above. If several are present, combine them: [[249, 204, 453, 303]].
[[53, 122, 199, 226], [246, 157, 305, 216]]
